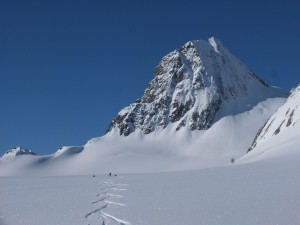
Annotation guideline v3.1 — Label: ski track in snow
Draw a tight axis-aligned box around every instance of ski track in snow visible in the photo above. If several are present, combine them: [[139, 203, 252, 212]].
[[85, 178, 130, 225]]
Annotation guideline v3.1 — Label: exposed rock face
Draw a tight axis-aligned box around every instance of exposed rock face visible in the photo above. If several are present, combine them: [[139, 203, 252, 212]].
[[248, 84, 300, 152], [106, 37, 273, 136], [1, 146, 36, 159]]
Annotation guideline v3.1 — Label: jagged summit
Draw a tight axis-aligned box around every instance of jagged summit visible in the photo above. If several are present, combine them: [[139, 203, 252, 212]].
[[1, 146, 36, 159], [106, 37, 285, 136]]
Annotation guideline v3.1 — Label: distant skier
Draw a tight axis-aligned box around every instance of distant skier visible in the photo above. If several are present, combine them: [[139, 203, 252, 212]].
[[115, 174, 117, 177], [109, 172, 112, 176]]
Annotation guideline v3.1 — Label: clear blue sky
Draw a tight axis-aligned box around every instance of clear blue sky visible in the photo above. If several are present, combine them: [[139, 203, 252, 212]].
[[1, 0, 299, 155]]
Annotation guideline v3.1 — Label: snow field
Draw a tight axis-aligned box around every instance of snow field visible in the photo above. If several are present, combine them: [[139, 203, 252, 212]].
[[85, 178, 130, 225], [1, 155, 300, 225]]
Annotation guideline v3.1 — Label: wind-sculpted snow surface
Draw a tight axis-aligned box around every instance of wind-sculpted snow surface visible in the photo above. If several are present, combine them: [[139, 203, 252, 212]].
[[107, 37, 286, 136]]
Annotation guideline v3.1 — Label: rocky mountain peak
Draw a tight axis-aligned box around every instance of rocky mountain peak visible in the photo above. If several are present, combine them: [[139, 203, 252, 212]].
[[1, 146, 36, 159], [106, 37, 283, 136]]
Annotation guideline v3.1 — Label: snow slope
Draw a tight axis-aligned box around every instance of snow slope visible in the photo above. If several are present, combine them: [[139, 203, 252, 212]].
[[242, 84, 300, 162], [0, 97, 286, 176], [1, 154, 300, 225]]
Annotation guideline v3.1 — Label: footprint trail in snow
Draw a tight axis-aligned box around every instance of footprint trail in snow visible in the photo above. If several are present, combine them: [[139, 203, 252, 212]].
[[85, 179, 130, 225]]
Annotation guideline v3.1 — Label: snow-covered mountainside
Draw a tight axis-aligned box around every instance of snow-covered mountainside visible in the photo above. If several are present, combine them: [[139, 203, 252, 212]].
[[107, 37, 285, 136], [0, 97, 285, 176], [0, 37, 288, 176], [1, 146, 36, 159], [243, 84, 300, 161]]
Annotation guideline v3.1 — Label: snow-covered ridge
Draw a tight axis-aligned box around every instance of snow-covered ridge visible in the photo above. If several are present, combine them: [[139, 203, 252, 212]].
[[1, 146, 36, 159], [53, 146, 84, 158], [247, 83, 300, 153], [106, 37, 285, 136]]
